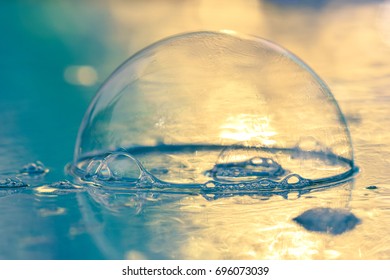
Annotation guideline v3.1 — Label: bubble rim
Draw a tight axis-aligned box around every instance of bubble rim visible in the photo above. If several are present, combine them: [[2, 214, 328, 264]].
[[67, 145, 358, 195]]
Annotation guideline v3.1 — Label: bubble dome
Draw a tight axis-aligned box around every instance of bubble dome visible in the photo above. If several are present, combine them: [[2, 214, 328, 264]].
[[69, 31, 355, 193]]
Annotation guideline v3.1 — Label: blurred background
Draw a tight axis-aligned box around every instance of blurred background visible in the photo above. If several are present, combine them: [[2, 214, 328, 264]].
[[2, 0, 390, 176], [1, 0, 390, 259]]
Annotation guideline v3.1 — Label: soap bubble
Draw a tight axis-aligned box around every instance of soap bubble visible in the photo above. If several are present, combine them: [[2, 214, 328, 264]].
[[69, 31, 355, 194]]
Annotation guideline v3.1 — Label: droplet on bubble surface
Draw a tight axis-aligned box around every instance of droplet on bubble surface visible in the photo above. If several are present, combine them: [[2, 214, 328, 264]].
[[68, 31, 355, 194]]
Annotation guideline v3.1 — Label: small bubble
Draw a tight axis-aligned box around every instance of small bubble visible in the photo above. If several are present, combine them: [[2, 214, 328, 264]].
[[250, 157, 264, 165], [287, 175, 301, 184], [259, 180, 277, 190], [49, 180, 80, 190], [281, 174, 311, 189], [206, 154, 286, 182], [259, 181, 269, 186], [96, 163, 112, 181], [204, 181, 216, 188], [105, 153, 142, 181], [85, 159, 102, 179], [19, 161, 48, 176]]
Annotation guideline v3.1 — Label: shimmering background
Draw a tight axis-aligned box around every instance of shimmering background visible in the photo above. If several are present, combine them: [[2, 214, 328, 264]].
[[0, 0, 389, 259]]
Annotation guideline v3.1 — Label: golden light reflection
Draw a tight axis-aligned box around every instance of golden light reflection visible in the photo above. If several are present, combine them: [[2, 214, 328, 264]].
[[108, 0, 264, 53], [173, 196, 326, 260], [378, 1, 390, 47], [35, 185, 57, 193], [103, 0, 390, 104], [138, 183, 355, 259], [220, 114, 277, 145]]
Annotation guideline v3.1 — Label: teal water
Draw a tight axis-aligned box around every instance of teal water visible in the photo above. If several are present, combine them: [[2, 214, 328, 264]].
[[1, 0, 390, 259]]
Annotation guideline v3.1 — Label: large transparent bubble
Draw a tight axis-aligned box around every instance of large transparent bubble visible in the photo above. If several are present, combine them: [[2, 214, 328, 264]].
[[69, 31, 356, 195]]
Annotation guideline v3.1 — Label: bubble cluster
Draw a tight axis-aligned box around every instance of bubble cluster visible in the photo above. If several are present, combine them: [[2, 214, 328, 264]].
[[0, 177, 29, 188], [49, 180, 79, 190], [205, 155, 285, 182]]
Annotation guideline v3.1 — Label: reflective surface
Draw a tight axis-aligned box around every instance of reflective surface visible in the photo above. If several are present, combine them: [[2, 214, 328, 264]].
[[1, 0, 390, 259]]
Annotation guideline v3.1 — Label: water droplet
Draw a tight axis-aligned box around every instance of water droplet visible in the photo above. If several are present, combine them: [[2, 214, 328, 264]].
[[204, 181, 216, 188]]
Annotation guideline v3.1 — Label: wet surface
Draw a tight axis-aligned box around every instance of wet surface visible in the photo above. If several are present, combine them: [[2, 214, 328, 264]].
[[1, 0, 390, 259]]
